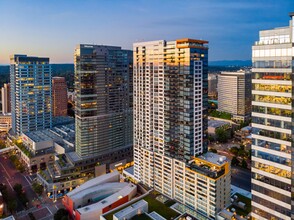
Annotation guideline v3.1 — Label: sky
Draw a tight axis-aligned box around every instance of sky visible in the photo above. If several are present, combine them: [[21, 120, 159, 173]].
[[0, 0, 293, 64]]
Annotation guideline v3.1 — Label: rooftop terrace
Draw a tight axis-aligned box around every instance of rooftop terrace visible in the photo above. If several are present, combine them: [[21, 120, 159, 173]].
[[188, 152, 229, 179]]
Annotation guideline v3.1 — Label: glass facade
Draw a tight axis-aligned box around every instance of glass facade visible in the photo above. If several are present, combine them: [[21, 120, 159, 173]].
[[218, 71, 252, 122], [251, 13, 293, 220], [10, 55, 52, 135], [74, 45, 133, 158]]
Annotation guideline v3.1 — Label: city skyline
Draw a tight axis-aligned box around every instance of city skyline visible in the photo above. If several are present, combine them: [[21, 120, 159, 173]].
[[0, 0, 294, 64]]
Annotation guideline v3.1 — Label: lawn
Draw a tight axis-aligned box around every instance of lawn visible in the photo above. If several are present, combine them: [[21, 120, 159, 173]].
[[165, 200, 176, 207], [209, 110, 232, 120], [143, 194, 180, 220], [131, 213, 152, 220]]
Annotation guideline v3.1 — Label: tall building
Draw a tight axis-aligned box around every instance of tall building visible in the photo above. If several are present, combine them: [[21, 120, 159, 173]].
[[218, 70, 251, 122], [133, 39, 230, 219], [74, 44, 133, 159], [208, 74, 217, 98], [52, 77, 68, 116], [10, 55, 52, 135], [251, 13, 293, 220], [1, 83, 11, 114]]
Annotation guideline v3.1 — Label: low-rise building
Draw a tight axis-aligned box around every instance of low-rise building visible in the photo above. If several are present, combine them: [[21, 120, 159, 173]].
[[63, 171, 137, 220], [113, 200, 148, 220], [0, 114, 11, 132], [8, 123, 75, 173], [208, 120, 231, 137], [234, 126, 252, 142]]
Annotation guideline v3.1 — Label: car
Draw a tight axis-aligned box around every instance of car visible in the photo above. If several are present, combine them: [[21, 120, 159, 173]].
[[57, 193, 63, 199], [49, 193, 64, 200]]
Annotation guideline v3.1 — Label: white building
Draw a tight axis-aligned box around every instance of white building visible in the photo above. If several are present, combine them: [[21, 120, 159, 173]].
[[251, 12, 293, 220], [10, 55, 52, 136], [218, 71, 251, 122], [133, 39, 230, 219]]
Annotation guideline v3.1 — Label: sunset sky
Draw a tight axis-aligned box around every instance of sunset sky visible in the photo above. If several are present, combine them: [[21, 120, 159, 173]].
[[0, 0, 293, 64]]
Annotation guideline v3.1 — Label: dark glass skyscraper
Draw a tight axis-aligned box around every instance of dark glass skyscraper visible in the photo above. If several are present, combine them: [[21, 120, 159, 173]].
[[74, 45, 133, 159]]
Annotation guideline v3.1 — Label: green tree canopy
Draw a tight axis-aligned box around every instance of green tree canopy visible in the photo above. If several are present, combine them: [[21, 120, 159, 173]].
[[54, 208, 69, 220]]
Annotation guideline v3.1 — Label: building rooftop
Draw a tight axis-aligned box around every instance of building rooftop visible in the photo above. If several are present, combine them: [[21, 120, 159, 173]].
[[124, 166, 134, 175], [208, 120, 230, 128], [52, 116, 74, 127], [241, 126, 251, 132], [220, 70, 250, 76], [76, 183, 136, 215], [23, 122, 74, 144], [24, 130, 53, 143], [70, 182, 129, 201], [113, 199, 148, 219], [188, 152, 229, 179], [197, 152, 228, 166], [67, 171, 120, 198]]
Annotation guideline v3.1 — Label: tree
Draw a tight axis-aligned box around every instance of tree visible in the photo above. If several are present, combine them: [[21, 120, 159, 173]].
[[209, 148, 217, 153], [32, 182, 44, 196], [0, 140, 5, 149], [229, 147, 239, 156], [240, 144, 245, 151], [215, 127, 229, 143], [241, 159, 248, 169], [7, 199, 17, 214], [28, 212, 36, 220], [238, 149, 246, 157], [231, 156, 239, 166], [0, 183, 7, 193], [54, 208, 69, 220], [13, 183, 23, 195]]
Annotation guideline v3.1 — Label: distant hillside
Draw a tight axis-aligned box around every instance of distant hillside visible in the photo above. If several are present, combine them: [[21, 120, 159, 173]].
[[0, 66, 9, 74], [0, 62, 251, 88], [0, 64, 74, 89], [209, 60, 252, 66]]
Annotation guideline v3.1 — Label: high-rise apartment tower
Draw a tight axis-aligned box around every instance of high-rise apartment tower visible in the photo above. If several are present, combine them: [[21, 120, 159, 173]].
[[133, 39, 230, 219], [10, 55, 52, 135], [251, 12, 294, 220]]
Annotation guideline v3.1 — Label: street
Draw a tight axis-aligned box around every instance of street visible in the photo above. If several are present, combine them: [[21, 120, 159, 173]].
[[231, 166, 251, 192], [0, 154, 63, 219]]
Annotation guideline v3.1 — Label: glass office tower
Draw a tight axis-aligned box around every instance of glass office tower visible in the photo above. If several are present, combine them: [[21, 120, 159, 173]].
[[218, 71, 252, 122], [251, 13, 294, 220], [10, 55, 52, 135], [74, 45, 133, 158], [134, 39, 230, 219]]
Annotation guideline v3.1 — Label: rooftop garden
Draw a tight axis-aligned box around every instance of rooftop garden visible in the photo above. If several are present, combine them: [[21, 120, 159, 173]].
[[104, 191, 179, 220], [13, 140, 33, 158], [228, 193, 251, 218], [143, 192, 179, 220], [209, 110, 232, 120]]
